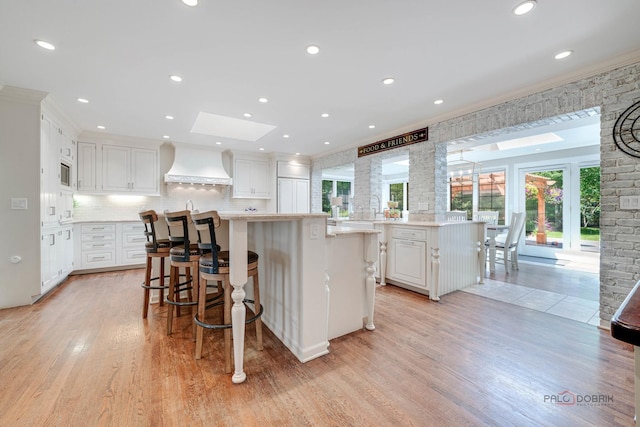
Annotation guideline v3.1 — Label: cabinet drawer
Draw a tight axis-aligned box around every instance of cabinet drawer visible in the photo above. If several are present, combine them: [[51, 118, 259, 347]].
[[122, 223, 146, 233], [82, 241, 115, 251], [122, 249, 147, 264], [123, 233, 148, 247], [81, 233, 115, 242], [81, 224, 116, 233], [392, 227, 427, 241], [81, 251, 116, 269]]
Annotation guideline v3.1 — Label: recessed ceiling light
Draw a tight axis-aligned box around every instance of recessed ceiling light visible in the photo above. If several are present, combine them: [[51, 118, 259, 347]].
[[215, 141, 222, 145], [382, 77, 395, 85], [369, 125, 376, 129], [258, 97, 268, 103], [295, 152, 300, 156], [97, 125, 106, 130], [259, 148, 265, 151], [165, 115, 174, 120], [513, 0, 536, 16], [243, 113, 252, 118], [77, 98, 89, 104], [169, 75, 182, 82], [324, 141, 330, 145], [306, 45, 320, 55], [283, 134, 290, 138], [34, 39, 55, 50], [163, 135, 170, 139], [182, 0, 198, 6], [321, 113, 329, 118], [434, 99, 444, 105], [554, 50, 573, 60]]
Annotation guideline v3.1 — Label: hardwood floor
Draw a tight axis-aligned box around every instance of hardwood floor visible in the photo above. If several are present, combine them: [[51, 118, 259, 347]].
[[0, 268, 634, 427]]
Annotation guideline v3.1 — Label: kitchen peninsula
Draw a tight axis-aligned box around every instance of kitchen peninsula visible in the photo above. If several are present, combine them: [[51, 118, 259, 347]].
[[218, 212, 379, 384]]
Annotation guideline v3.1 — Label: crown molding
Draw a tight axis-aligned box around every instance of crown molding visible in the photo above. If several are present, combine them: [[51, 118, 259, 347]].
[[0, 85, 48, 105]]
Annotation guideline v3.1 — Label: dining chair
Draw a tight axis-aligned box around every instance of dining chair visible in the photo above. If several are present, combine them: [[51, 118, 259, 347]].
[[473, 210, 499, 225], [446, 210, 468, 221], [486, 211, 526, 273]]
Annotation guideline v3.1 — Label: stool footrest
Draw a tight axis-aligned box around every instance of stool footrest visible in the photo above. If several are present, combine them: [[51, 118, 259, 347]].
[[140, 274, 171, 290], [194, 300, 263, 330]]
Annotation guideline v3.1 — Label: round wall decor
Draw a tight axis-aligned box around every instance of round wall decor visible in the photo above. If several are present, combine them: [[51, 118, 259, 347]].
[[613, 99, 640, 158]]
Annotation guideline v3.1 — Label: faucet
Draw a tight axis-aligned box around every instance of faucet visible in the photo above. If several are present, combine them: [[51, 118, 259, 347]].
[[185, 200, 194, 211], [370, 194, 381, 219]]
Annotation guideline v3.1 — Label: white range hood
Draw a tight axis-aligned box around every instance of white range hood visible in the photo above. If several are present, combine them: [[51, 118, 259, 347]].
[[164, 143, 232, 186]]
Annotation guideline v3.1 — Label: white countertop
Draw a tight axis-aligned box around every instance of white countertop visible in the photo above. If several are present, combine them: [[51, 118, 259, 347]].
[[217, 212, 328, 221], [326, 225, 381, 237]]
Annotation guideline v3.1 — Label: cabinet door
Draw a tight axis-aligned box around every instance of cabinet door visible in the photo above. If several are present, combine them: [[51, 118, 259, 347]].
[[251, 160, 270, 198], [77, 141, 97, 192], [278, 178, 295, 213], [130, 148, 158, 194], [294, 179, 310, 213], [41, 230, 60, 293], [388, 238, 427, 288], [40, 116, 58, 226], [102, 144, 130, 192], [233, 159, 255, 197]]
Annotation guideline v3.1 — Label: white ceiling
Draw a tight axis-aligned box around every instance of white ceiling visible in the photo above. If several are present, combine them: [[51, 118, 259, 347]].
[[1, 1, 638, 158]]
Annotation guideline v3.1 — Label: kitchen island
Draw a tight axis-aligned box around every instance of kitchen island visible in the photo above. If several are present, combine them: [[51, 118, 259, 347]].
[[219, 212, 379, 384]]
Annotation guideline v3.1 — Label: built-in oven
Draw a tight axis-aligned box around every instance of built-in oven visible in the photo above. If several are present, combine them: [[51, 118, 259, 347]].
[[60, 162, 71, 188]]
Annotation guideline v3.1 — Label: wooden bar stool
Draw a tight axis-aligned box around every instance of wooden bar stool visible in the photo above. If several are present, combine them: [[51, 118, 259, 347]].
[[164, 210, 201, 336], [138, 210, 171, 318], [191, 210, 263, 374]]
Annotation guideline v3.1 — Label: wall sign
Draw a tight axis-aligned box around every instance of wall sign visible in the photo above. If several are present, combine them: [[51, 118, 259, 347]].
[[357, 127, 428, 157]]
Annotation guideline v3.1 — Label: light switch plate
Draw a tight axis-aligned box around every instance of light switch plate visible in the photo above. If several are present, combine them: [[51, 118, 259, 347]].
[[11, 198, 28, 210]]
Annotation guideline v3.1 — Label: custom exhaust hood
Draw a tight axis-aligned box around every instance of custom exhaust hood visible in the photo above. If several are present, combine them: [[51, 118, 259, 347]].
[[164, 143, 232, 186]]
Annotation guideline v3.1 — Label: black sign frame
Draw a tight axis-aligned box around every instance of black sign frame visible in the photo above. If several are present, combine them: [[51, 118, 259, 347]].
[[357, 127, 428, 157]]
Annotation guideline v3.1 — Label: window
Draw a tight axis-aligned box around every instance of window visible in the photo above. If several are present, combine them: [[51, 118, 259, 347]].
[[478, 171, 506, 224], [389, 183, 405, 211], [449, 174, 473, 218], [322, 179, 352, 215]]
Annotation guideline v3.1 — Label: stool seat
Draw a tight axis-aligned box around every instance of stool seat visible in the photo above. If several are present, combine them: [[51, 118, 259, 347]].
[[199, 250, 259, 273], [145, 239, 170, 253], [170, 243, 201, 259]]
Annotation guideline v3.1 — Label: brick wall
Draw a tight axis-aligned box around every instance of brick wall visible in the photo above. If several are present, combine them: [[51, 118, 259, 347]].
[[312, 60, 640, 322]]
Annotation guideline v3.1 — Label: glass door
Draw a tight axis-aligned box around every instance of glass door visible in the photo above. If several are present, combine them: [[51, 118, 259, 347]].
[[520, 167, 568, 258]]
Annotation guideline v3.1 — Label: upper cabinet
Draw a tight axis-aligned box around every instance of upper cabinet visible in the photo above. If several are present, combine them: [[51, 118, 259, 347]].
[[77, 141, 97, 192], [77, 140, 159, 195], [233, 157, 271, 199]]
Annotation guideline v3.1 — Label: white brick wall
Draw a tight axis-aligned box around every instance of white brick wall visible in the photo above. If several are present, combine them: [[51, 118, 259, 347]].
[[312, 60, 640, 323]]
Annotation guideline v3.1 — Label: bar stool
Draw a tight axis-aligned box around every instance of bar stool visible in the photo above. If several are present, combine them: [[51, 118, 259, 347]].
[[191, 210, 263, 373], [138, 210, 171, 318], [164, 210, 202, 336]]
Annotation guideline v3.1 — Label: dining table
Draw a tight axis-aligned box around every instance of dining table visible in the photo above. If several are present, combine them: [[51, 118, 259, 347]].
[[484, 224, 510, 276]]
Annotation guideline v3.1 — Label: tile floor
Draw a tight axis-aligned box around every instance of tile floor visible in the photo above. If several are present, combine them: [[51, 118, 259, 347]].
[[463, 258, 600, 326]]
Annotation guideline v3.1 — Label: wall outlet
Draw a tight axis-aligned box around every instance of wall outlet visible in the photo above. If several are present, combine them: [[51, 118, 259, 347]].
[[418, 202, 429, 211], [11, 198, 28, 210]]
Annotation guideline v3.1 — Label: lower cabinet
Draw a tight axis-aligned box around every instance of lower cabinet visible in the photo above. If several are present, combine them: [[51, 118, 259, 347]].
[[386, 227, 428, 290], [74, 221, 147, 271]]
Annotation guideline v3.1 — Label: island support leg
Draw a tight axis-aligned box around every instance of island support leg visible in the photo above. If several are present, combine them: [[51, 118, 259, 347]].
[[379, 241, 387, 286], [478, 240, 485, 284], [430, 248, 440, 301], [364, 234, 378, 331], [636, 346, 640, 422], [229, 219, 249, 384]]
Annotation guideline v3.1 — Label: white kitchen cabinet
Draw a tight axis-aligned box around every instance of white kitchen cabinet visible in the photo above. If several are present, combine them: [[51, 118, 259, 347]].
[[40, 115, 58, 227], [58, 190, 74, 223], [278, 178, 309, 213], [77, 141, 97, 192], [61, 225, 74, 276], [119, 222, 148, 265], [102, 144, 158, 194], [233, 158, 271, 198], [59, 132, 75, 164], [387, 227, 427, 289], [41, 227, 60, 294]]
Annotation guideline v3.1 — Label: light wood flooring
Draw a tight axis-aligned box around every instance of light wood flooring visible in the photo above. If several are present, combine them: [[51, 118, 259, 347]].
[[0, 267, 634, 427]]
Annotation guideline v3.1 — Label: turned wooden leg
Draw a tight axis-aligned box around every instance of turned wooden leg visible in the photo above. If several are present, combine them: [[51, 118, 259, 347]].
[[224, 279, 232, 374]]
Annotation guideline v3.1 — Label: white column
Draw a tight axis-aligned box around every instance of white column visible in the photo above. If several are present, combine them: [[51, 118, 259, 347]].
[[228, 219, 248, 384]]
